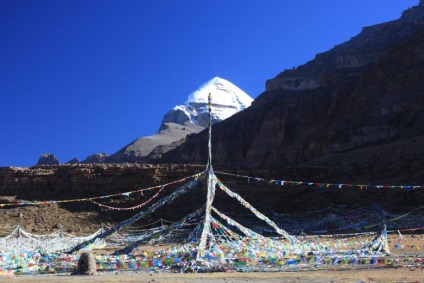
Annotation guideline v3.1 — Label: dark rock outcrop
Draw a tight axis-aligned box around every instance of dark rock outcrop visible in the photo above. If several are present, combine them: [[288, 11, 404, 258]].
[[36, 153, 59, 166], [159, 109, 194, 131]]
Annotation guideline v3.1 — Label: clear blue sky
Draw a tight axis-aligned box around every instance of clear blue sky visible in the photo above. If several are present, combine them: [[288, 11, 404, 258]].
[[0, 0, 418, 167]]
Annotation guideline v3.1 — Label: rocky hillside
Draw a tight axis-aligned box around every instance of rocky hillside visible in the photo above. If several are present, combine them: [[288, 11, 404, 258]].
[[157, 3, 424, 181]]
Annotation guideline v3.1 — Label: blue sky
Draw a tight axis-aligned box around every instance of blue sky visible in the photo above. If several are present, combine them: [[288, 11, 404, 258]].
[[0, 0, 418, 166]]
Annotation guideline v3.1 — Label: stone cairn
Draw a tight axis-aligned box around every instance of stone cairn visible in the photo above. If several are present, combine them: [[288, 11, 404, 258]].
[[72, 252, 98, 275]]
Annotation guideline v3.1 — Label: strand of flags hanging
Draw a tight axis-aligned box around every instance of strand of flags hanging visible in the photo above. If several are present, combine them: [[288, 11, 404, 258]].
[[0, 172, 204, 208], [90, 185, 166, 211], [215, 171, 423, 190], [1, 170, 422, 209]]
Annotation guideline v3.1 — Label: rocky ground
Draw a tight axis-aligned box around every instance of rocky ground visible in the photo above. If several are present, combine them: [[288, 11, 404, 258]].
[[6, 267, 424, 283]]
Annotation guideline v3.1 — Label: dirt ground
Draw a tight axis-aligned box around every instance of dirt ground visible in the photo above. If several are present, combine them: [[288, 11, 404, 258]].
[[2, 267, 423, 283]]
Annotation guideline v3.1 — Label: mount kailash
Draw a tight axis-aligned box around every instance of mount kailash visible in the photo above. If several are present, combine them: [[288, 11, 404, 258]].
[[36, 77, 253, 165]]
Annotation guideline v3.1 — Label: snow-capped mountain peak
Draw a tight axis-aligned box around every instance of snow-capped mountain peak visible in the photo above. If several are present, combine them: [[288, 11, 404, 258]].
[[160, 77, 253, 130], [187, 77, 252, 107]]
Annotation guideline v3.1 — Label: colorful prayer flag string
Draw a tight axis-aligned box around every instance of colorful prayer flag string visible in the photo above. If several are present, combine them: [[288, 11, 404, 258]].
[[0, 172, 204, 207], [90, 186, 166, 211], [215, 171, 424, 190]]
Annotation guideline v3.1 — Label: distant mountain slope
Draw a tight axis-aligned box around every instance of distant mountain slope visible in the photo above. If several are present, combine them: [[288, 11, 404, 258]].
[[158, 3, 424, 180], [107, 122, 204, 163]]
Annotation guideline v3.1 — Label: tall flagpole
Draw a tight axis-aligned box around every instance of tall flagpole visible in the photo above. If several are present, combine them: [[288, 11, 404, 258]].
[[197, 93, 216, 259], [207, 92, 212, 167]]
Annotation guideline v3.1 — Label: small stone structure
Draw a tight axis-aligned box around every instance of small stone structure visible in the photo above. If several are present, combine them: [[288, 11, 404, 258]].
[[72, 252, 98, 275]]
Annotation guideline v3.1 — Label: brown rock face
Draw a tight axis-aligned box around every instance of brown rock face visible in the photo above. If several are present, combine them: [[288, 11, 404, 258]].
[[157, 5, 424, 181]]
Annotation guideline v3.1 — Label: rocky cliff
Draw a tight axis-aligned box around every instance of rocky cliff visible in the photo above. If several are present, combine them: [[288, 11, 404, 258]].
[[157, 4, 424, 181]]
